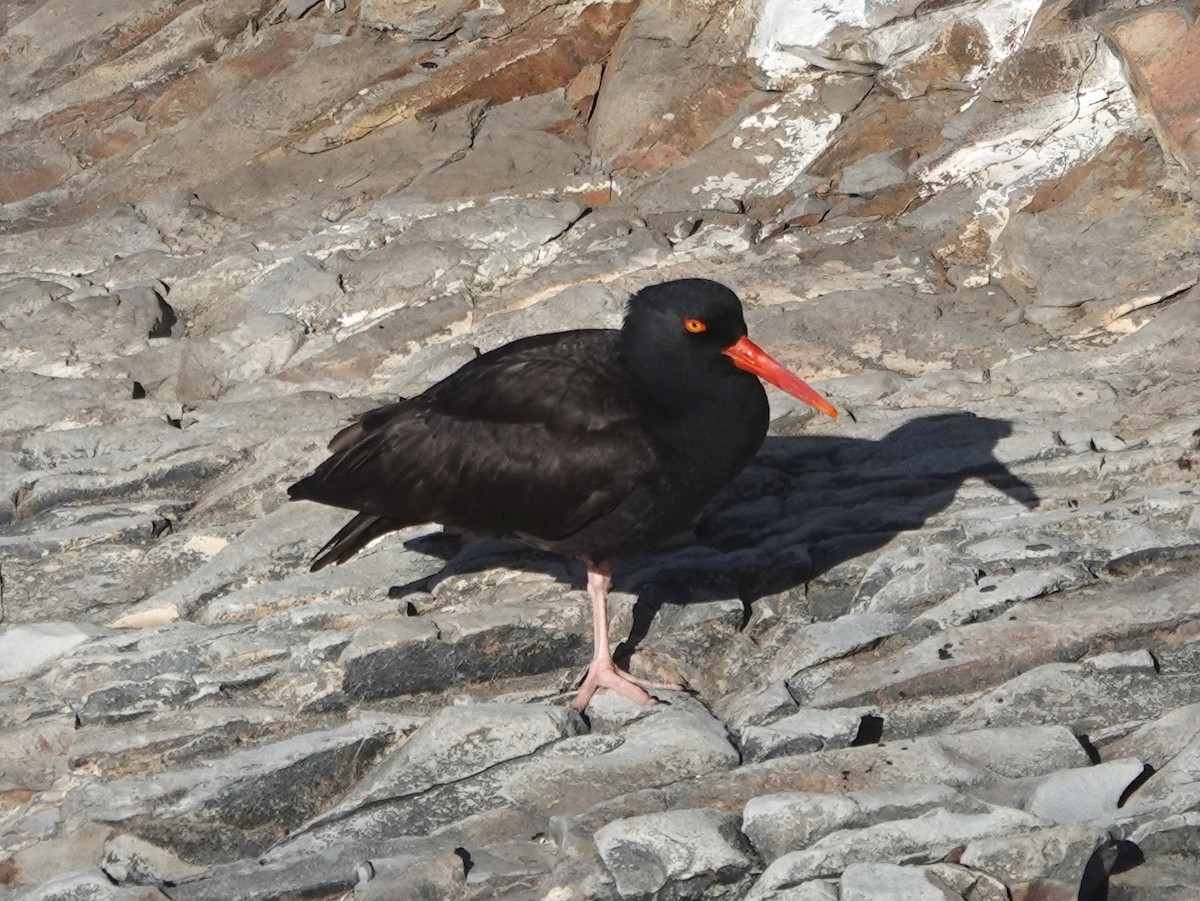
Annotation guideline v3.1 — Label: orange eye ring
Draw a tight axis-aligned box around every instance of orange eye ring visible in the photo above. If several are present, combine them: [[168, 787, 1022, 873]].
[[684, 318, 707, 334]]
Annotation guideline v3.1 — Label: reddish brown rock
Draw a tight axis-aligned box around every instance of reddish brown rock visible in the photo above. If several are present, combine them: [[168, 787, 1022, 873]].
[[299, 0, 637, 153], [0, 139, 77, 205], [879, 18, 995, 99], [1102, 7, 1200, 174], [806, 90, 955, 186], [983, 9, 1103, 104], [566, 62, 604, 118], [587, 0, 759, 171]]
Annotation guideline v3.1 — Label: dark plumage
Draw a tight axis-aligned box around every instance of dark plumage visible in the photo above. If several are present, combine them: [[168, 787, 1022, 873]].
[[289, 279, 836, 709]]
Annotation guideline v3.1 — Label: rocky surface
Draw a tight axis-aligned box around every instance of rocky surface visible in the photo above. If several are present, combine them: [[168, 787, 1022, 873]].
[[3, 0, 1200, 898]]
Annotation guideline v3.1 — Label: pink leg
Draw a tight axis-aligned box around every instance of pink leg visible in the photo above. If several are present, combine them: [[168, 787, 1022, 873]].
[[572, 560, 678, 712]]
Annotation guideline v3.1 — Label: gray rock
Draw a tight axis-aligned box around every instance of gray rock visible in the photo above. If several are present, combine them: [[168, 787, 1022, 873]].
[[992, 177, 1200, 311], [256, 705, 581, 865], [935, 727, 1092, 780], [778, 193, 832, 226], [1121, 730, 1200, 819], [0, 207, 168, 275], [354, 850, 467, 901], [923, 863, 1008, 901], [67, 712, 408, 862], [838, 152, 909, 196], [595, 808, 756, 900], [175, 808, 542, 900], [747, 806, 1049, 895], [0, 711, 75, 791], [972, 759, 1148, 825], [1117, 814, 1200, 897], [748, 881, 839, 901], [1086, 649, 1158, 673], [47, 621, 237, 721], [262, 294, 473, 394], [739, 706, 879, 763], [76, 675, 200, 726], [951, 660, 1200, 738], [101, 833, 206, 885], [801, 574, 1200, 710], [1, 0, 1199, 893], [715, 681, 799, 734], [461, 837, 558, 889], [0, 372, 167, 449], [559, 723, 1091, 863], [913, 564, 1094, 631], [469, 281, 624, 349], [1104, 703, 1200, 767], [958, 823, 1109, 885], [1, 519, 184, 628], [0, 622, 108, 682], [748, 793, 864, 865], [505, 702, 740, 821], [839, 862, 962, 900], [66, 705, 288, 778], [0, 282, 177, 383], [133, 191, 235, 255], [742, 783, 973, 863], [105, 504, 378, 628], [320, 703, 582, 818], [12, 871, 170, 900], [413, 199, 584, 279], [162, 850, 362, 901], [340, 605, 588, 700], [781, 612, 910, 698], [851, 544, 980, 615], [1028, 760, 1149, 826], [671, 220, 758, 261], [11, 438, 240, 523], [236, 254, 344, 324], [176, 314, 307, 403]]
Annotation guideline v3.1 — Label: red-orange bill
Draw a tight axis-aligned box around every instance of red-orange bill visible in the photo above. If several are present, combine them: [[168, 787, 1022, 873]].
[[723, 335, 838, 418]]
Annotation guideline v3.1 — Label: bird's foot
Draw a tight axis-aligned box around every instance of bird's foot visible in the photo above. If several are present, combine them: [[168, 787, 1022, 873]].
[[571, 660, 681, 712]]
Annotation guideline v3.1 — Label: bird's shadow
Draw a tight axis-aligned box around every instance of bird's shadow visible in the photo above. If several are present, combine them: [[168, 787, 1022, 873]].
[[389, 412, 1039, 664]]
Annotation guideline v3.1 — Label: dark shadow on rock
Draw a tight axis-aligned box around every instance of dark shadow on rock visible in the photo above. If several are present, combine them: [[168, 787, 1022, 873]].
[[721, 411, 1038, 595], [388, 412, 1039, 660]]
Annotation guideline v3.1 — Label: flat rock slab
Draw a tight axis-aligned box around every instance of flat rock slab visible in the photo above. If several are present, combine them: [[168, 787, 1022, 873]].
[[505, 702, 741, 822], [959, 823, 1110, 886], [799, 574, 1200, 708], [748, 806, 1050, 894], [743, 783, 978, 863], [739, 705, 880, 763], [67, 712, 412, 862], [839, 862, 966, 901], [316, 703, 583, 817], [0, 622, 109, 683], [340, 606, 587, 700], [595, 808, 756, 900]]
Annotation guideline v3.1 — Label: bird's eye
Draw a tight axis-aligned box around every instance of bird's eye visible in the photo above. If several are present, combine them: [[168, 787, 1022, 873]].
[[684, 318, 707, 334]]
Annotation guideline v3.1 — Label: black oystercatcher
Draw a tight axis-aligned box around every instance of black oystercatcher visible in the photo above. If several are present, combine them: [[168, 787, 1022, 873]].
[[289, 279, 837, 710]]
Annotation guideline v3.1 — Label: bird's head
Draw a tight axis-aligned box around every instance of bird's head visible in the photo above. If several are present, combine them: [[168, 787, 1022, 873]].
[[622, 279, 837, 418]]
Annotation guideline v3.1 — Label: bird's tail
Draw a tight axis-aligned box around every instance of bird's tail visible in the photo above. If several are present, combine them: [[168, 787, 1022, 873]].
[[309, 513, 401, 572]]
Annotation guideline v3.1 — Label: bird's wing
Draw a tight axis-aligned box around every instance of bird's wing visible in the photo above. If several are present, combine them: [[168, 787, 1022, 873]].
[[289, 331, 662, 543]]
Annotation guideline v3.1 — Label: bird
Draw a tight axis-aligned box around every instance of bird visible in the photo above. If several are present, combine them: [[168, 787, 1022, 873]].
[[288, 278, 837, 711]]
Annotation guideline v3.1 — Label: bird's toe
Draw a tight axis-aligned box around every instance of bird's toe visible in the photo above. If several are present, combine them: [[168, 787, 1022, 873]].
[[571, 661, 661, 711]]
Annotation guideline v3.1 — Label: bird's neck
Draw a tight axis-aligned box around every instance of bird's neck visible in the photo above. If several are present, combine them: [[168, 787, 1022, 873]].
[[619, 341, 770, 478]]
